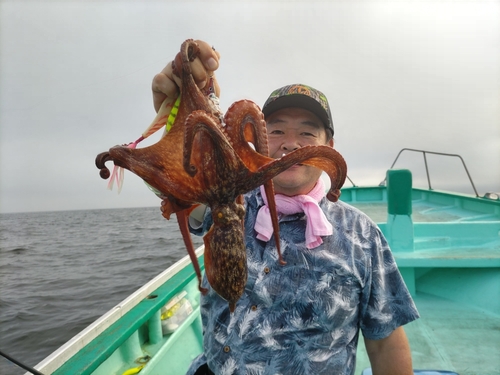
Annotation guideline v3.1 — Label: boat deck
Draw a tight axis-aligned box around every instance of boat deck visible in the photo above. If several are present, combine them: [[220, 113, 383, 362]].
[[345, 185, 500, 374], [351, 198, 500, 224], [31, 183, 500, 375], [346, 188, 500, 268], [353, 201, 475, 223], [355, 292, 500, 375]]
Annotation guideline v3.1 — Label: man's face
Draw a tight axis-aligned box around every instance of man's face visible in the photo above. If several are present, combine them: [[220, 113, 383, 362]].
[[266, 107, 333, 196]]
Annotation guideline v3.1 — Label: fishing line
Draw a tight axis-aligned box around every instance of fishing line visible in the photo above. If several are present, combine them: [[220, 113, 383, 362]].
[[0, 349, 45, 375]]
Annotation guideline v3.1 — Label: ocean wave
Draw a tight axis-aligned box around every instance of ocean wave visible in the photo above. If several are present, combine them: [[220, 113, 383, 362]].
[[0, 206, 189, 374]]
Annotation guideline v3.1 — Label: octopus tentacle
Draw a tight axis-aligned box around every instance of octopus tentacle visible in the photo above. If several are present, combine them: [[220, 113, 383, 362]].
[[223, 101, 285, 264], [261, 180, 285, 265], [223, 100, 272, 171], [175, 40, 211, 116], [181, 111, 252, 194], [240, 145, 347, 202], [182, 110, 231, 178], [95, 152, 112, 179], [172, 38, 199, 76], [298, 152, 347, 201], [177, 209, 208, 295]]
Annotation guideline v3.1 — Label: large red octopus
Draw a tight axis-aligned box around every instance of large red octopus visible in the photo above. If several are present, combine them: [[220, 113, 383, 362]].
[[96, 39, 347, 312]]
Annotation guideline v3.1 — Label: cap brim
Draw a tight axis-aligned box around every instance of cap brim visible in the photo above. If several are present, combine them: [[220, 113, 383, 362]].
[[262, 95, 332, 135]]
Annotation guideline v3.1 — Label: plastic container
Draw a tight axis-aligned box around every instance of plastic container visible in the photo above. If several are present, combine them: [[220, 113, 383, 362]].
[[160, 291, 193, 334]]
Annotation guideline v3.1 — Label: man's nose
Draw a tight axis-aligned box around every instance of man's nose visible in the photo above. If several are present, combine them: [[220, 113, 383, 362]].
[[281, 135, 300, 151]]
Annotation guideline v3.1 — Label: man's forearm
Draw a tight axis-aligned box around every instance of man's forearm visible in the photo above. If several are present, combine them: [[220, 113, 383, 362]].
[[364, 326, 413, 375]]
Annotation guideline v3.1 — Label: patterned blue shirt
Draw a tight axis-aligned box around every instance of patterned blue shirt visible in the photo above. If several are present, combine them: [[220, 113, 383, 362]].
[[187, 189, 419, 375]]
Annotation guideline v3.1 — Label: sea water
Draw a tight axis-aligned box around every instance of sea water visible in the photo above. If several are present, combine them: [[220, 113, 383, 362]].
[[0, 207, 204, 374]]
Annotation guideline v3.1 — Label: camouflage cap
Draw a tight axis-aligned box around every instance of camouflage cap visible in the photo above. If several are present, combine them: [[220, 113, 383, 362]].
[[262, 84, 334, 136]]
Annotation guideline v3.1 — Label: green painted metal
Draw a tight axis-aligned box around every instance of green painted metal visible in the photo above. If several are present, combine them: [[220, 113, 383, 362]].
[[39, 171, 500, 375], [340, 177, 500, 315], [385, 169, 415, 253], [140, 305, 203, 374], [344, 175, 500, 374], [386, 169, 413, 215], [52, 257, 204, 375]]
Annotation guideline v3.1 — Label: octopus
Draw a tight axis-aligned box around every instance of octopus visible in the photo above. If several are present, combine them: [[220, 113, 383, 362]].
[[95, 39, 347, 312]]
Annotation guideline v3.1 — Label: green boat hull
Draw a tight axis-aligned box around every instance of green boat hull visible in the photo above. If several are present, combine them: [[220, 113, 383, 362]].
[[30, 171, 500, 375]]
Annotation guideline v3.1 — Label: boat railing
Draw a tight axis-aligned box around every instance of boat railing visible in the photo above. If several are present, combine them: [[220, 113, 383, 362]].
[[345, 175, 357, 187], [379, 148, 480, 197]]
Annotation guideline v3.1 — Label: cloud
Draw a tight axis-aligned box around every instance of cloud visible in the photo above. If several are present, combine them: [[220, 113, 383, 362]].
[[1, 1, 499, 213]]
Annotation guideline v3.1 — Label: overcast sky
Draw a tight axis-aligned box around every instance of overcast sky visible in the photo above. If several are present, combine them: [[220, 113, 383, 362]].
[[1, 0, 499, 214]]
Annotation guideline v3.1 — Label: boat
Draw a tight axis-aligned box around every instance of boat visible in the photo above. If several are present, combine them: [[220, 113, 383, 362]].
[[21, 149, 500, 375]]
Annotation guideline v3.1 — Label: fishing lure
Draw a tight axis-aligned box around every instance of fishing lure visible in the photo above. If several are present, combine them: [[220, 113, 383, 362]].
[[106, 74, 219, 193], [106, 95, 181, 193]]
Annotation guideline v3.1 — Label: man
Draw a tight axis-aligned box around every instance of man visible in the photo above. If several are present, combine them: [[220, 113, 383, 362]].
[[152, 40, 419, 375]]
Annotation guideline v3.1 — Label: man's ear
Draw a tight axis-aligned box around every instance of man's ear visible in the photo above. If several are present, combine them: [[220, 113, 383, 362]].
[[328, 138, 334, 148]]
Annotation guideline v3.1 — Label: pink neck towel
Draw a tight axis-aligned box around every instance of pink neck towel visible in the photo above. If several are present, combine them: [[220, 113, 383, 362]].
[[255, 179, 333, 249]]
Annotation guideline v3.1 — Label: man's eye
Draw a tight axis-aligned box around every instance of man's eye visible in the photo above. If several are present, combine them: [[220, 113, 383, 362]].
[[269, 130, 284, 135]]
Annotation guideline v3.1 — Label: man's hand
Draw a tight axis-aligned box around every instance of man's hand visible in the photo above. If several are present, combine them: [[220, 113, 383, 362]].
[[152, 40, 221, 113]]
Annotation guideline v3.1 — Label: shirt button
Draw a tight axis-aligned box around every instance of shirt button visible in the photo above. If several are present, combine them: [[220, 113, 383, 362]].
[[264, 267, 270, 274], [251, 305, 257, 311], [223, 345, 230, 353]]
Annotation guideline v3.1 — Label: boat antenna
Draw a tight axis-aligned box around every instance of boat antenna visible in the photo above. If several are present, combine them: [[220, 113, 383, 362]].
[[0, 349, 45, 375]]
